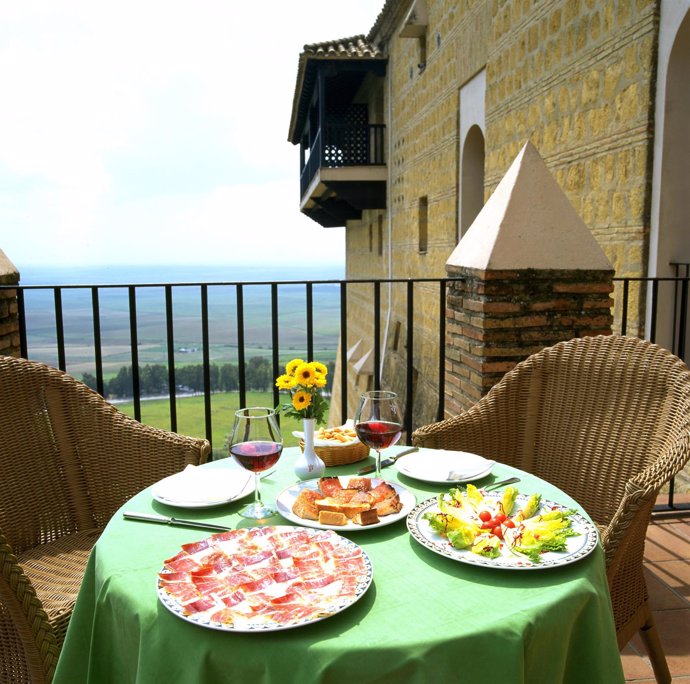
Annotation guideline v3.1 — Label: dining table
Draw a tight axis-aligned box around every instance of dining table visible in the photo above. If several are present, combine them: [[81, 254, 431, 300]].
[[53, 445, 625, 684]]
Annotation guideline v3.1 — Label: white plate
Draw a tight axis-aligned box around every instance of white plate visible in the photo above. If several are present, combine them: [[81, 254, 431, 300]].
[[407, 492, 599, 570], [276, 477, 416, 531], [395, 449, 495, 484], [157, 526, 373, 632], [151, 464, 254, 508]]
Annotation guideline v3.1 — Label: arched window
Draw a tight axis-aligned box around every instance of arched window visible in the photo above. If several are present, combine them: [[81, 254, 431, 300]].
[[650, 5, 690, 356], [460, 125, 485, 235]]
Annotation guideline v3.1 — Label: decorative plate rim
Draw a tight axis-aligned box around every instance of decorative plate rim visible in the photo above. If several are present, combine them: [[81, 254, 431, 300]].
[[157, 525, 373, 632], [407, 492, 599, 570]]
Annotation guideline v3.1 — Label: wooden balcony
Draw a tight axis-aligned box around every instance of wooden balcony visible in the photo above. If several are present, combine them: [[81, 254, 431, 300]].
[[298, 123, 386, 228]]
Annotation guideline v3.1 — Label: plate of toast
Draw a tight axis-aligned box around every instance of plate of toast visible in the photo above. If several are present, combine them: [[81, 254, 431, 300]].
[[276, 475, 416, 531]]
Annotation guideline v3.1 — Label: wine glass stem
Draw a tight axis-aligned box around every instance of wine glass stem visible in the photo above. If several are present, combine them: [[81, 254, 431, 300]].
[[254, 472, 262, 506], [375, 450, 382, 478]]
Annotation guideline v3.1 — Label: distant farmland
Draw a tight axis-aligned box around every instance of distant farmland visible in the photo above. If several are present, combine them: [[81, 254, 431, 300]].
[[21, 279, 342, 380]]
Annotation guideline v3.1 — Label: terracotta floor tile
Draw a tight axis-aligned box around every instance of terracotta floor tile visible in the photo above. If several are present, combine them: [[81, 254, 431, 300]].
[[644, 560, 690, 604], [654, 609, 690, 675], [644, 521, 690, 562], [644, 566, 690, 610], [621, 641, 654, 680]]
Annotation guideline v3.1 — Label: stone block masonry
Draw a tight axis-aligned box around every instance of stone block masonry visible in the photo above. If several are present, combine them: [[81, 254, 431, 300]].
[[445, 265, 614, 412], [0, 250, 20, 357]]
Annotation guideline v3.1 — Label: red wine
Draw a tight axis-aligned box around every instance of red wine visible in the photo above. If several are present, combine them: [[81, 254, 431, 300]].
[[230, 441, 282, 472], [355, 421, 402, 450]]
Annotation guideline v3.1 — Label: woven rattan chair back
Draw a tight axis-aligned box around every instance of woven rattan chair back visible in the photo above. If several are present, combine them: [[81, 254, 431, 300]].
[[412, 335, 690, 684], [0, 355, 210, 683]]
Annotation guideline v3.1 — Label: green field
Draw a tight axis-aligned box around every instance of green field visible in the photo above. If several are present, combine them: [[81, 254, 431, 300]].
[[116, 391, 321, 459], [21, 278, 342, 377]]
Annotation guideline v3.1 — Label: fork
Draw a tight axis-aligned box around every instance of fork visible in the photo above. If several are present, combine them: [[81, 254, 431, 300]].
[[446, 473, 520, 490]]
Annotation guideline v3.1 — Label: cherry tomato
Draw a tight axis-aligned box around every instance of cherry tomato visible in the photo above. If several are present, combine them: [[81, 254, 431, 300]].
[[495, 513, 507, 524], [478, 510, 492, 522], [492, 526, 504, 539], [481, 521, 493, 529], [504, 519, 516, 529]]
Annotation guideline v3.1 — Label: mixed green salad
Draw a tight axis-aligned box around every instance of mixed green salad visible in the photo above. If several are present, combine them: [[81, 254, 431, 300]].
[[422, 484, 581, 563]]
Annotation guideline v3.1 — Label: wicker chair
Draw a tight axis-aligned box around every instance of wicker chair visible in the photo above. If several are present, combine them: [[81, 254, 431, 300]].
[[0, 355, 211, 684], [412, 335, 690, 684]]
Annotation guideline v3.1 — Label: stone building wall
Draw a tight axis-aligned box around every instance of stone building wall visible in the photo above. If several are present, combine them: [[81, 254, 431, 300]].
[[484, 0, 658, 333], [336, 0, 659, 430]]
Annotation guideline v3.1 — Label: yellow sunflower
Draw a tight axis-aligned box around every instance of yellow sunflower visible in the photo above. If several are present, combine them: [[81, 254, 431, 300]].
[[294, 362, 317, 387], [292, 390, 312, 411], [285, 358, 304, 376], [312, 361, 328, 376], [313, 373, 327, 389], [275, 374, 296, 390]]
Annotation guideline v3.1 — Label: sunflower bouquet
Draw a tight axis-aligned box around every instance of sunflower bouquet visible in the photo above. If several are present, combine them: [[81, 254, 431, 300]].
[[275, 359, 329, 425]]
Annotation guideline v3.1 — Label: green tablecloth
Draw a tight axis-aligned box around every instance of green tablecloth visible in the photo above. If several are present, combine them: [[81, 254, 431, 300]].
[[53, 447, 624, 684]]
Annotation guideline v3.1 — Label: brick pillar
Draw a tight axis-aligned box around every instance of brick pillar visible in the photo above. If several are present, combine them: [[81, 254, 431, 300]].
[[0, 250, 20, 357], [445, 141, 614, 414], [444, 266, 613, 414]]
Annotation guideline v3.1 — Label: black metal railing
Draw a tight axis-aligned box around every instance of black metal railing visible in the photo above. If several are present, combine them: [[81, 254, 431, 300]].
[[3, 272, 689, 514], [9, 277, 450, 453], [300, 123, 386, 196]]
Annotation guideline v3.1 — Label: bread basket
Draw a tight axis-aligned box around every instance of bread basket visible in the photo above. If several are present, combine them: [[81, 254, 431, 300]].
[[298, 439, 370, 466]]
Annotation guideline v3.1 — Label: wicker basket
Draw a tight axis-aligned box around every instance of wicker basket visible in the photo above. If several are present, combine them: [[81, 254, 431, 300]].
[[299, 439, 370, 466]]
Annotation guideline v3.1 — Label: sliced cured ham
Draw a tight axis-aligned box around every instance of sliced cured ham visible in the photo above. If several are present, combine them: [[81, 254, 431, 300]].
[[158, 526, 371, 631]]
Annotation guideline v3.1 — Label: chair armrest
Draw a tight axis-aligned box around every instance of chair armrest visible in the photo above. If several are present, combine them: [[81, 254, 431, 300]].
[[0, 531, 60, 683]]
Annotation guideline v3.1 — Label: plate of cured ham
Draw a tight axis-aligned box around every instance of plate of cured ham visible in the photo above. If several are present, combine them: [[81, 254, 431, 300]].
[[276, 476, 416, 530], [157, 526, 372, 631]]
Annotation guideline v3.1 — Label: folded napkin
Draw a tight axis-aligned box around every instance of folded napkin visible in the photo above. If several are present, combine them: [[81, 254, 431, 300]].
[[428, 450, 494, 479], [152, 464, 252, 504], [398, 449, 494, 481]]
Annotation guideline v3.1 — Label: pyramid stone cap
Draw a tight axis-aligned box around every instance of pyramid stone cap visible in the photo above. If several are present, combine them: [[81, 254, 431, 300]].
[[447, 141, 613, 271], [0, 249, 19, 283]]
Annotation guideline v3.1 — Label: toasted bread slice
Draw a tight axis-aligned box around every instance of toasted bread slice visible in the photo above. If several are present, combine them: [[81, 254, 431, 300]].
[[350, 490, 374, 506], [292, 489, 321, 520], [353, 508, 380, 526], [318, 510, 347, 526], [345, 477, 372, 492], [318, 477, 343, 497], [337, 502, 372, 519], [370, 481, 398, 504], [330, 488, 358, 504], [315, 497, 345, 513], [375, 493, 402, 516]]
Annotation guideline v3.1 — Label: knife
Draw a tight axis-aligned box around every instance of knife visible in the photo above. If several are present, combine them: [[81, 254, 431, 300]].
[[123, 511, 232, 532], [357, 446, 419, 475]]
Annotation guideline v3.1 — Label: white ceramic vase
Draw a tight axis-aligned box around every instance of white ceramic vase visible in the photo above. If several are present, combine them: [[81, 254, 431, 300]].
[[294, 418, 326, 480]]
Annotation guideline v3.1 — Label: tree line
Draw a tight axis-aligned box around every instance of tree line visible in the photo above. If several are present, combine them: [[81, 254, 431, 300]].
[[82, 358, 335, 399]]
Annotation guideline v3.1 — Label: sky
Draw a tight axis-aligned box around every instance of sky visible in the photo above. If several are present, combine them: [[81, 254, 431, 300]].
[[0, 1, 383, 270]]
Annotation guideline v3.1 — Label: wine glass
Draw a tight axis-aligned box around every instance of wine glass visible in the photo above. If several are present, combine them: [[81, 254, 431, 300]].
[[229, 407, 283, 519], [354, 390, 402, 479]]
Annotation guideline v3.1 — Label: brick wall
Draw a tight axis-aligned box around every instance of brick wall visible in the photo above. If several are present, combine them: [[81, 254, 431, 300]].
[[445, 265, 614, 412], [0, 250, 20, 357]]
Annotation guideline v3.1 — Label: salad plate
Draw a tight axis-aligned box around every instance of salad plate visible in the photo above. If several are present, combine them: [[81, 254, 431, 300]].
[[395, 449, 494, 484], [407, 491, 599, 570], [151, 464, 254, 509], [276, 477, 416, 531], [157, 526, 373, 632]]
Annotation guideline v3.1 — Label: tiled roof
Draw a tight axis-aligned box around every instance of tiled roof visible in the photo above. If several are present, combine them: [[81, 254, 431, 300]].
[[301, 34, 383, 60], [288, 34, 386, 142]]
